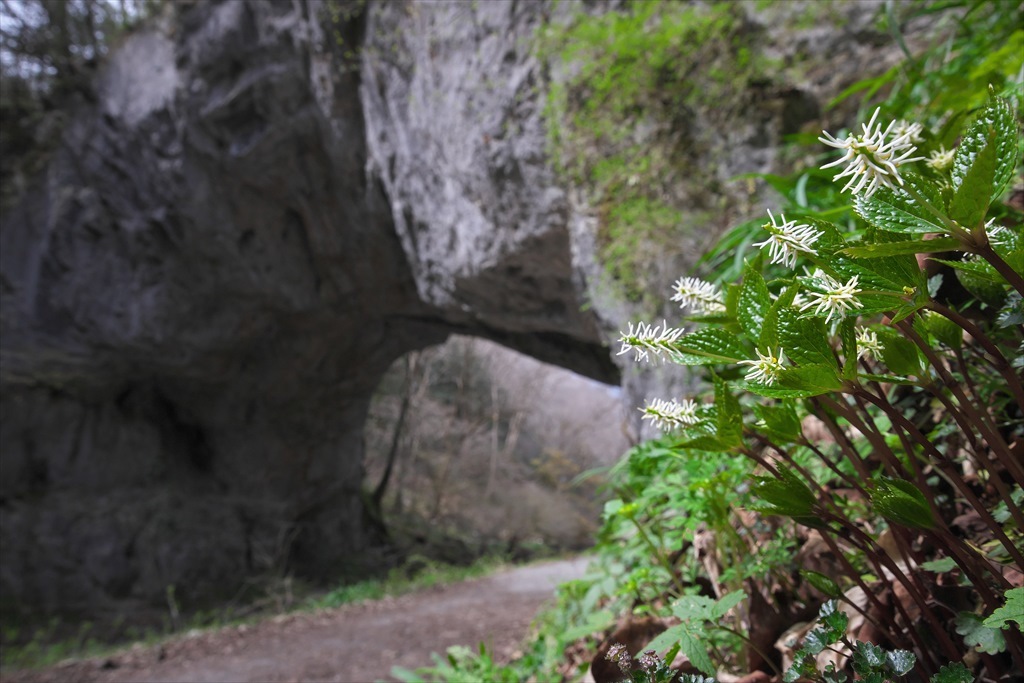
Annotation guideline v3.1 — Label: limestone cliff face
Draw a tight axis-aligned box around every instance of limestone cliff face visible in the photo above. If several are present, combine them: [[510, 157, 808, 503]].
[[0, 0, 615, 610], [0, 0, 908, 611]]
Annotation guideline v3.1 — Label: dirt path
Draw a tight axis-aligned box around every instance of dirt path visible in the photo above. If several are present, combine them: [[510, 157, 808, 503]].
[[4, 557, 590, 683]]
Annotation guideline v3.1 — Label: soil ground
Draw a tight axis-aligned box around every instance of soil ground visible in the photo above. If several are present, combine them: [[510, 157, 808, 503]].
[[2, 557, 590, 683]]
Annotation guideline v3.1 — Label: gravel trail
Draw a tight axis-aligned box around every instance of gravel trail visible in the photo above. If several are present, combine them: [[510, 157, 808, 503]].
[[4, 557, 590, 683]]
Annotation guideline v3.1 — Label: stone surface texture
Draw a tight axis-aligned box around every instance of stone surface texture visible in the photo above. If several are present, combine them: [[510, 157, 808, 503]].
[[0, 0, 613, 612], [0, 0, 914, 611]]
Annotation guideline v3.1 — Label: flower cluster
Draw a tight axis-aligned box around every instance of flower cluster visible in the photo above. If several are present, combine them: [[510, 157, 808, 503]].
[[671, 276, 725, 314], [605, 643, 631, 675], [637, 650, 661, 673], [856, 327, 882, 360], [738, 347, 787, 385], [753, 209, 822, 269], [818, 107, 924, 198], [641, 397, 701, 430], [617, 111, 936, 410], [617, 321, 685, 363], [926, 145, 954, 171], [798, 273, 864, 325]]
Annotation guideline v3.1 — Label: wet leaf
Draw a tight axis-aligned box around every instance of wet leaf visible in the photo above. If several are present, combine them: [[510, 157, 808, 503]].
[[852, 641, 886, 673], [949, 129, 996, 228], [854, 174, 946, 234], [953, 95, 1019, 202], [886, 649, 916, 675]]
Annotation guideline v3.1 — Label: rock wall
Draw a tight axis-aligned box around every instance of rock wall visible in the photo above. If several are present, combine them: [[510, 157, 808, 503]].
[[0, 0, 616, 612], [0, 0, 918, 612]]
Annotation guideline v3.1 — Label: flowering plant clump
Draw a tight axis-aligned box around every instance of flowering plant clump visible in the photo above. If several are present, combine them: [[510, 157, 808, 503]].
[[615, 93, 1024, 679], [818, 107, 925, 198]]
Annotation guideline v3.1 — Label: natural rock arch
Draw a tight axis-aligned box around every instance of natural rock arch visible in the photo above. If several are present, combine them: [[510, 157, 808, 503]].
[[0, 0, 616, 611]]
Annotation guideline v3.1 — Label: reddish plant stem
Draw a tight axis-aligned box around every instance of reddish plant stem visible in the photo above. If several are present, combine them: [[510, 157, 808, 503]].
[[926, 300, 1024, 410], [816, 530, 936, 670], [827, 519, 960, 669], [858, 389, 1024, 572], [897, 319, 1017, 477], [973, 241, 1024, 298]]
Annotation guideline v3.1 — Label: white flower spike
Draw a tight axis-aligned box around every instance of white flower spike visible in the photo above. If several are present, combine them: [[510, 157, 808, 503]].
[[819, 108, 925, 198], [926, 146, 954, 172], [617, 320, 685, 363], [855, 327, 882, 361], [641, 398, 701, 430], [753, 209, 822, 269], [799, 273, 864, 324], [892, 120, 924, 145], [671, 277, 726, 314], [738, 347, 787, 386]]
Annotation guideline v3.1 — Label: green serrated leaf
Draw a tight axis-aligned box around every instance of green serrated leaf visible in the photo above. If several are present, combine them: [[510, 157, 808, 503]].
[[819, 600, 849, 640], [949, 129, 996, 228], [955, 611, 1006, 654], [840, 237, 961, 258], [852, 641, 886, 674], [953, 96, 1019, 202], [874, 326, 922, 377], [921, 557, 957, 572], [785, 652, 819, 683], [954, 262, 1009, 308], [886, 649, 915, 675], [713, 373, 742, 448], [802, 627, 832, 656], [928, 255, 1002, 282], [930, 662, 974, 683], [997, 291, 1024, 327], [982, 587, 1024, 630], [668, 328, 749, 365], [779, 363, 844, 393], [922, 311, 963, 350], [646, 625, 715, 675], [779, 309, 837, 367], [709, 590, 746, 620], [871, 477, 936, 530], [839, 318, 857, 380], [739, 262, 772, 340], [760, 285, 798, 350], [754, 402, 802, 443], [672, 595, 718, 622], [753, 466, 816, 517], [854, 173, 947, 234]]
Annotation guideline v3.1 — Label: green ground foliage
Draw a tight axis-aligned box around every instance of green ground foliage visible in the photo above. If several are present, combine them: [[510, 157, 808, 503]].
[[418, 0, 1024, 681]]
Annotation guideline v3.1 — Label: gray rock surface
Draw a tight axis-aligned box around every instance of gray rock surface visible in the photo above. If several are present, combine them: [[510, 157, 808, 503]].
[[0, 0, 915, 613], [0, 0, 615, 612]]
